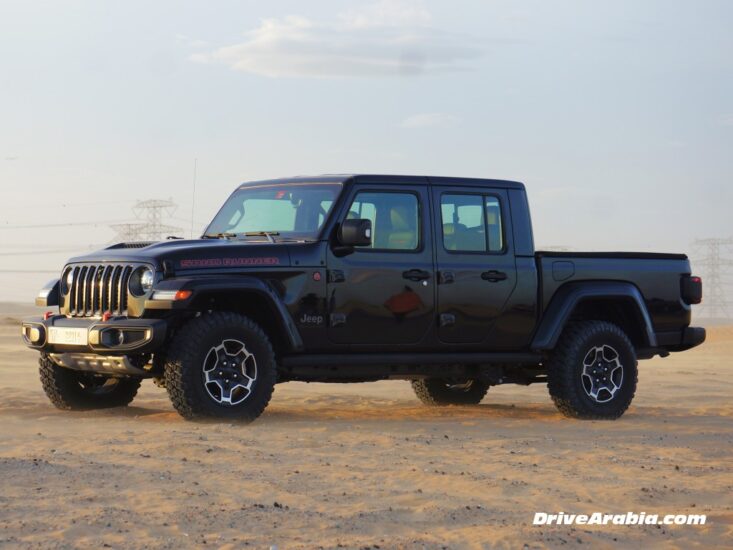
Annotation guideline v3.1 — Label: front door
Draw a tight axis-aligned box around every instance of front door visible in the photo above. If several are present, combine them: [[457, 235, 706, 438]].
[[326, 185, 434, 345], [433, 186, 517, 344]]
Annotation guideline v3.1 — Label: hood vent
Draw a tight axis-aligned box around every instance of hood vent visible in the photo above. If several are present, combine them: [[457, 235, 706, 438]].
[[106, 242, 156, 250]]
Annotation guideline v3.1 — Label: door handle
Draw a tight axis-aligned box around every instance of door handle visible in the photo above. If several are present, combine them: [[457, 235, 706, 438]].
[[481, 270, 507, 282], [402, 269, 431, 282]]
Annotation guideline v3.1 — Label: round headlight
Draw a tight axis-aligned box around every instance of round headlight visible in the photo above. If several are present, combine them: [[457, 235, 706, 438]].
[[130, 267, 155, 296], [140, 268, 154, 293]]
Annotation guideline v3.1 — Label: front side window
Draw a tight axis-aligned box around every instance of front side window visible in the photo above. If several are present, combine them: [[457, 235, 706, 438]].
[[206, 183, 342, 240], [441, 193, 504, 252], [346, 192, 420, 251]]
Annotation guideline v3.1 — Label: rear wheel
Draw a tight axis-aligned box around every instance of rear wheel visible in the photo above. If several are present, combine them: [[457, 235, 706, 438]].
[[39, 354, 142, 410], [164, 312, 277, 422], [411, 378, 490, 406], [547, 321, 638, 419]]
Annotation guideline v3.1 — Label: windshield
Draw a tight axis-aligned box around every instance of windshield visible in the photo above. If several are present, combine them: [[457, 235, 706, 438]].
[[205, 182, 342, 240]]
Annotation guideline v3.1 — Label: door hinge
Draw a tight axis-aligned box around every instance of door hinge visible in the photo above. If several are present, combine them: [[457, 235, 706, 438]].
[[330, 313, 347, 327], [438, 271, 455, 284], [328, 270, 345, 283], [439, 313, 456, 327]]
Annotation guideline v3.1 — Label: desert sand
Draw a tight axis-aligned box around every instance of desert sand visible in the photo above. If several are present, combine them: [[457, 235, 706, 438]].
[[0, 303, 731, 549]]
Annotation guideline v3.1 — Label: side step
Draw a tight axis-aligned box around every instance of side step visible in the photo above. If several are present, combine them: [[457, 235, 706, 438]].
[[281, 352, 542, 368], [279, 352, 544, 383]]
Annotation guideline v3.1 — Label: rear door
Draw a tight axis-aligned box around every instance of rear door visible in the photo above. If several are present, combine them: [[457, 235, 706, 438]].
[[432, 186, 517, 344], [326, 184, 435, 345]]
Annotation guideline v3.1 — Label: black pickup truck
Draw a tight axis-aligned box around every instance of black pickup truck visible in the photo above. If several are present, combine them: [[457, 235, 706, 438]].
[[22, 174, 705, 422]]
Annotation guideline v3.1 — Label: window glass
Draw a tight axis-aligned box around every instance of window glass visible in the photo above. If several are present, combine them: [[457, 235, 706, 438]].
[[233, 199, 295, 232], [440, 193, 504, 252], [346, 192, 419, 250], [318, 200, 334, 226], [206, 183, 342, 239], [485, 196, 504, 252], [441, 194, 486, 251]]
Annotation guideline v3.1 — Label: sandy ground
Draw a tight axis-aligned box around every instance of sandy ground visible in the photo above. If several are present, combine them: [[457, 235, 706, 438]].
[[0, 303, 731, 549]]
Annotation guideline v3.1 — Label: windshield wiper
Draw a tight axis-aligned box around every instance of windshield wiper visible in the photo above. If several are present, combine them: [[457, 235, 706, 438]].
[[243, 231, 280, 243], [202, 232, 238, 239]]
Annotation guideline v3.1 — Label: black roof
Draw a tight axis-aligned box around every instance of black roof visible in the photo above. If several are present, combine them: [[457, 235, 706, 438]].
[[239, 174, 525, 190]]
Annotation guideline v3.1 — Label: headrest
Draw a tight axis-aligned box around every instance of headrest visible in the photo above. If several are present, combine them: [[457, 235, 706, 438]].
[[390, 206, 411, 230]]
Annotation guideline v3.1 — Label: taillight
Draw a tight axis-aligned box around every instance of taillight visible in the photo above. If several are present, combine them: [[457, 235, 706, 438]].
[[681, 275, 703, 305]]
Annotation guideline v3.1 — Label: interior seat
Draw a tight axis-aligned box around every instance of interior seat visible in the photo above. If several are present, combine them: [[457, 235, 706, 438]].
[[387, 206, 417, 249], [442, 223, 466, 250]]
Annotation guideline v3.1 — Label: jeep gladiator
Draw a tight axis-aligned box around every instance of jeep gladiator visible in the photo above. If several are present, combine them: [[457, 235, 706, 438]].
[[22, 175, 706, 421]]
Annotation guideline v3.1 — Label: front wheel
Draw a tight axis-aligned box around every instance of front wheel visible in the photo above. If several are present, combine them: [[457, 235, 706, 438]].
[[547, 321, 638, 419], [411, 378, 490, 406], [39, 354, 142, 410], [164, 312, 277, 422]]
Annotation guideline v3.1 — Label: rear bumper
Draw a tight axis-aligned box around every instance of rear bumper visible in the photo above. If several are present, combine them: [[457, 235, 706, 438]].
[[21, 315, 167, 355], [679, 326, 706, 350], [653, 326, 706, 353]]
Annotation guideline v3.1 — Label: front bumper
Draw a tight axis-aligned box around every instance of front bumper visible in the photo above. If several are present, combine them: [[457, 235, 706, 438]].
[[21, 315, 167, 355]]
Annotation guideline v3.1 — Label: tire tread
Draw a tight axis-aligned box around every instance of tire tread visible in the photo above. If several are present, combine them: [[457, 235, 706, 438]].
[[163, 312, 276, 421], [39, 354, 141, 410], [411, 378, 489, 406], [547, 321, 637, 420]]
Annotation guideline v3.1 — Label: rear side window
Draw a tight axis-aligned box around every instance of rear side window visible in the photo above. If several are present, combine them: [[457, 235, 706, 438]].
[[440, 193, 504, 253], [347, 192, 420, 251]]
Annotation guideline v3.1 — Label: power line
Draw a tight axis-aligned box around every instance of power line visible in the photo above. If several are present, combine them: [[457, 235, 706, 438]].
[[0, 269, 59, 274], [0, 247, 102, 256], [4, 200, 136, 211], [0, 220, 126, 230]]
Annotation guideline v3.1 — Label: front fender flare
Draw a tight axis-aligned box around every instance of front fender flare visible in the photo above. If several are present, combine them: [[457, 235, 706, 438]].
[[145, 276, 303, 352], [531, 281, 657, 350]]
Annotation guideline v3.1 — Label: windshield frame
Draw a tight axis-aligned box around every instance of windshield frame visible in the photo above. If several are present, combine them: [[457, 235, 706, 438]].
[[203, 180, 344, 241]]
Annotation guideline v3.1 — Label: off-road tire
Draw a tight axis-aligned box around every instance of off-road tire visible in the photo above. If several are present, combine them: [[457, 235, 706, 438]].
[[547, 321, 638, 419], [411, 378, 490, 406], [39, 353, 142, 410], [164, 312, 277, 422]]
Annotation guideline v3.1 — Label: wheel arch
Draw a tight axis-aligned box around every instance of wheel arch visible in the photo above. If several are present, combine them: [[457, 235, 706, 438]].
[[180, 278, 303, 356], [532, 281, 656, 351]]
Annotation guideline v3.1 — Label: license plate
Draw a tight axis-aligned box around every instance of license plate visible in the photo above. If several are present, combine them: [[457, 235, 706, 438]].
[[48, 327, 88, 346]]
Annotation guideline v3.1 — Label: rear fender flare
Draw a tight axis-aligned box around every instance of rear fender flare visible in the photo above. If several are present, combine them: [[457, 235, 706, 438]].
[[531, 281, 657, 350]]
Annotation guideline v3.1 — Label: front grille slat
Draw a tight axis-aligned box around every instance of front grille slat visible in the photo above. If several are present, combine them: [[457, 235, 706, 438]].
[[119, 266, 132, 314], [101, 265, 112, 313], [90, 266, 99, 315], [76, 266, 88, 316], [69, 266, 80, 315], [110, 265, 121, 312], [84, 266, 95, 315], [63, 262, 142, 318]]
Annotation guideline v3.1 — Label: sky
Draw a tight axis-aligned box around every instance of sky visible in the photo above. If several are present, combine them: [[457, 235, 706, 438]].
[[0, 0, 732, 302]]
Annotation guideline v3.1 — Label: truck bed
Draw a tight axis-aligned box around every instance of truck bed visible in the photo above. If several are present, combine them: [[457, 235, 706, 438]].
[[537, 251, 688, 260], [536, 251, 692, 334]]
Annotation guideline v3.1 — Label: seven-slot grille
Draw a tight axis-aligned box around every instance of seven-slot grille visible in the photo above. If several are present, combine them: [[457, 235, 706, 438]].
[[64, 263, 138, 317]]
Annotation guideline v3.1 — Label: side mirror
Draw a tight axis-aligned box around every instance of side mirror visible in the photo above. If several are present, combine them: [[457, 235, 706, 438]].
[[338, 219, 372, 247]]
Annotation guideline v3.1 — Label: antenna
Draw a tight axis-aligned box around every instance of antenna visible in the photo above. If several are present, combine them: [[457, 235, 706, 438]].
[[190, 158, 198, 239]]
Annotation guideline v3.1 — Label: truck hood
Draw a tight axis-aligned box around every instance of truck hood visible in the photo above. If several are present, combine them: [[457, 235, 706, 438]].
[[66, 239, 299, 270]]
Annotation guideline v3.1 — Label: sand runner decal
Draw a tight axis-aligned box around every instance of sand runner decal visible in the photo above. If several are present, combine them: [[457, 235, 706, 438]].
[[179, 257, 280, 268]]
